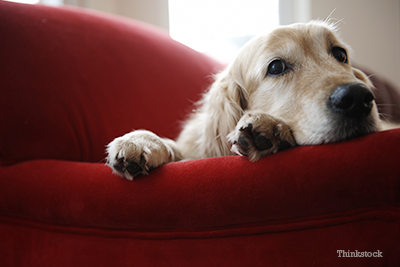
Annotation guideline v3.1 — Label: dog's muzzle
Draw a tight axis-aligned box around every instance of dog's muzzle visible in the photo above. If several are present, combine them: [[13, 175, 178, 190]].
[[328, 82, 375, 118]]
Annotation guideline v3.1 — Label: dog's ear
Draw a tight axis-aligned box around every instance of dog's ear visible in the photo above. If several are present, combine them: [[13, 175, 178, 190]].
[[226, 61, 250, 111], [222, 72, 249, 111], [194, 68, 250, 156], [205, 69, 249, 124], [238, 87, 248, 110]]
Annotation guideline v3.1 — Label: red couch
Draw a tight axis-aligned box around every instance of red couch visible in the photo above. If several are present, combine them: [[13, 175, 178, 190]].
[[1, 2, 400, 266]]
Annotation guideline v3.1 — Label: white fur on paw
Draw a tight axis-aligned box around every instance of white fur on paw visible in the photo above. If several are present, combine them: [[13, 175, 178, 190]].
[[106, 130, 174, 180]]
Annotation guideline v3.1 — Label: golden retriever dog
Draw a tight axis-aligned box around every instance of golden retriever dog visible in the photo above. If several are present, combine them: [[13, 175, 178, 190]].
[[106, 20, 394, 180]]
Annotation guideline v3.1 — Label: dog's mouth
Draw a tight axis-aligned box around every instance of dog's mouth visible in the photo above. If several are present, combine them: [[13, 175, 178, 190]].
[[293, 116, 379, 146], [327, 117, 379, 143], [292, 82, 380, 145]]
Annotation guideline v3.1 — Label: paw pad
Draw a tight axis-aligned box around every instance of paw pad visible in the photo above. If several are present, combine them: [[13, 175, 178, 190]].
[[228, 113, 296, 161]]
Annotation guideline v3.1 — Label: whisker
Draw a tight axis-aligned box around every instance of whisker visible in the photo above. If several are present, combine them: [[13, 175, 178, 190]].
[[379, 112, 394, 122], [377, 103, 398, 107], [331, 17, 346, 28], [357, 74, 377, 86], [324, 14, 346, 32], [324, 9, 337, 23], [365, 73, 376, 80]]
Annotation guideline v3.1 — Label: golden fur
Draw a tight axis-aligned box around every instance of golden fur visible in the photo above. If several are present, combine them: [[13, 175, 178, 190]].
[[107, 21, 392, 180]]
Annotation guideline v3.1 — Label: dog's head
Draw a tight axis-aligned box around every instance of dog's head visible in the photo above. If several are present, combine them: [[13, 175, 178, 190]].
[[224, 20, 381, 145]]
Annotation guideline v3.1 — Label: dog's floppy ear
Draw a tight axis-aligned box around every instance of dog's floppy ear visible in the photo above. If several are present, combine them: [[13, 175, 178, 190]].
[[205, 68, 249, 128], [222, 68, 249, 111], [224, 36, 263, 112], [194, 66, 250, 156]]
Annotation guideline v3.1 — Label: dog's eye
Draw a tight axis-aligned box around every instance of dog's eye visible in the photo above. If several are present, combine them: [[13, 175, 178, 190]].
[[332, 47, 348, 64], [267, 60, 288, 76]]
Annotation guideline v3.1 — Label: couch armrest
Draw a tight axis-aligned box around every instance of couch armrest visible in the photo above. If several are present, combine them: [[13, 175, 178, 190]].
[[1, 129, 400, 266], [1, 129, 400, 230], [0, 1, 222, 164]]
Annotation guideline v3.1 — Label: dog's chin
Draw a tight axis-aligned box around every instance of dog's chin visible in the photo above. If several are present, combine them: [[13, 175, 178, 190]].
[[327, 120, 379, 144], [294, 117, 380, 146]]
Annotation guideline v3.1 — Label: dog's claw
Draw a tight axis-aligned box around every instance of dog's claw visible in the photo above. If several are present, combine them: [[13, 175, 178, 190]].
[[125, 160, 144, 177], [239, 123, 253, 132], [113, 164, 123, 173], [111, 154, 147, 180], [238, 135, 250, 151]]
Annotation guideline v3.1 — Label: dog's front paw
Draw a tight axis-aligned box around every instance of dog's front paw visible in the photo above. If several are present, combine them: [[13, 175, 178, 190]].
[[106, 130, 175, 180], [227, 112, 296, 161]]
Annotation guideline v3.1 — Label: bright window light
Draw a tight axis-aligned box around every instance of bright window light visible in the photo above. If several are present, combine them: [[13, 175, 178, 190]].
[[4, 0, 63, 5], [4, 0, 39, 4], [168, 0, 279, 63]]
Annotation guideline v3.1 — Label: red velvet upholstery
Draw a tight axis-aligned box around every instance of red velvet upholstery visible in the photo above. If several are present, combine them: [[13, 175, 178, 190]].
[[0, 1, 221, 165], [1, 2, 400, 266]]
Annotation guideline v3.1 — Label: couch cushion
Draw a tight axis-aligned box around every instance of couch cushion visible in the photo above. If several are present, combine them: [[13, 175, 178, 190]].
[[1, 129, 400, 265], [0, 2, 222, 165], [1, 129, 400, 230]]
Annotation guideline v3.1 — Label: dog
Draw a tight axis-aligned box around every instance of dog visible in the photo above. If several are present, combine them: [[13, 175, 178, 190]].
[[106, 20, 393, 180]]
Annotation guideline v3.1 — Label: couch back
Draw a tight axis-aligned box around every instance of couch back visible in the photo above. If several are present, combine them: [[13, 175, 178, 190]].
[[0, 2, 222, 165]]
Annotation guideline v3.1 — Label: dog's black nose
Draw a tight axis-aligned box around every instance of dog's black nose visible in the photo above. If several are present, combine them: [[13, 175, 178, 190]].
[[328, 83, 374, 118]]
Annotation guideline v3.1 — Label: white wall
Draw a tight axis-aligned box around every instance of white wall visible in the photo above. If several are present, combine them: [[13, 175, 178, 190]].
[[64, 0, 169, 30], [67, 0, 400, 89], [280, 0, 400, 89], [310, 0, 400, 89]]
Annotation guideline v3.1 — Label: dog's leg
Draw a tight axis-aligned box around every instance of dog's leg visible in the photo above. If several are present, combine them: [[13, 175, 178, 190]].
[[227, 111, 296, 161], [106, 130, 182, 180]]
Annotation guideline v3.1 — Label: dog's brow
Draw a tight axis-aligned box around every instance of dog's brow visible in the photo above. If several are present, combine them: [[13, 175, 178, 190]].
[[326, 31, 342, 48], [265, 29, 328, 63]]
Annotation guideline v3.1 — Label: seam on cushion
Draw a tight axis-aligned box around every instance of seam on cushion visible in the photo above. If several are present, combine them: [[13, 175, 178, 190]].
[[1, 207, 400, 240]]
